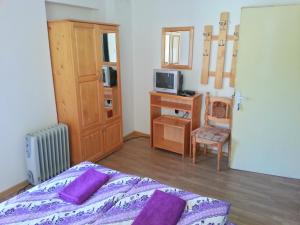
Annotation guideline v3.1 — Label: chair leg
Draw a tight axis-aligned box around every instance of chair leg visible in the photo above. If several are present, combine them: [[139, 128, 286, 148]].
[[189, 137, 192, 157], [217, 143, 222, 171], [192, 137, 196, 164], [204, 144, 207, 155], [228, 137, 231, 169]]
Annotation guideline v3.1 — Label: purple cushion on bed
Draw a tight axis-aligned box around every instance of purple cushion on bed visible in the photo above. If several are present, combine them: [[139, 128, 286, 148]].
[[59, 168, 109, 205], [132, 190, 186, 225]]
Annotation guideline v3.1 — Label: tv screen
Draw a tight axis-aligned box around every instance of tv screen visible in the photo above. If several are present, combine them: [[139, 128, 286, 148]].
[[156, 72, 174, 89]]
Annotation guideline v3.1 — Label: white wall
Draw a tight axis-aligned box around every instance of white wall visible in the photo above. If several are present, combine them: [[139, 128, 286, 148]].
[[45, 0, 300, 139], [0, 0, 57, 192], [130, 0, 300, 134], [2, 0, 300, 191], [46, 0, 100, 9], [46, 1, 105, 21]]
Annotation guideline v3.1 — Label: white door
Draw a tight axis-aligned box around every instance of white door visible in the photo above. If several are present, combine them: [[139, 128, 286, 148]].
[[231, 5, 300, 179]]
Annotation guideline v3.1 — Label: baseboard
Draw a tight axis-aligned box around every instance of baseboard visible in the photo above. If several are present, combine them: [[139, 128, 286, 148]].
[[0, 180, 29, 202], [124, 131, 150, 141]]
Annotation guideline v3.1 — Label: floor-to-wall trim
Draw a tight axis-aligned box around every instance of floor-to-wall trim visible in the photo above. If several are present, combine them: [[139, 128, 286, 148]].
[[124, 131, 150, 141], [0, 181, 29, 202]]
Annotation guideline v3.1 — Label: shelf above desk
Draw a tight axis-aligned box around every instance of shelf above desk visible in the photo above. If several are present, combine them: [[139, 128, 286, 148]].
[[153, 115, 190, 128], [151, 101, 192, 112], [150, 91, 201, 100], [150, 91, 201, 112]]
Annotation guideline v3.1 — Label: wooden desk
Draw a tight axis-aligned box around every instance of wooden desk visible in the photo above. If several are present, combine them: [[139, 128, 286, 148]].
[[150, 91, 202, 156]]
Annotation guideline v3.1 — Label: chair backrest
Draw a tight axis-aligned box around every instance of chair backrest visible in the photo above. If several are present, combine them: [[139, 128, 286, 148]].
[[204, 92, 233, 128]]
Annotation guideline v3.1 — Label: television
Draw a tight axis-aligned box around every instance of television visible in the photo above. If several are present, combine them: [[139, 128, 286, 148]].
[[153, 69, 183, 94]]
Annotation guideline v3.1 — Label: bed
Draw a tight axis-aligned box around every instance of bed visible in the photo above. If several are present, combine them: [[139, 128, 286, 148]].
[[0, 162, 234, 225]]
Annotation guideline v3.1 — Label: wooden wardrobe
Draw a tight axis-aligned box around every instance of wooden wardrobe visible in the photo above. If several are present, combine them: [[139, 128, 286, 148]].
[[48, 20, 123, 165]]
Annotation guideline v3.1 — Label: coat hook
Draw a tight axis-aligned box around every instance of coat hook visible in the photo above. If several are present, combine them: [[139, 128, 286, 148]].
[[219, 21, 227, 26], [203, 49, 209, 57], [203, 32, 211, 37], [218, 40, 225, 46]]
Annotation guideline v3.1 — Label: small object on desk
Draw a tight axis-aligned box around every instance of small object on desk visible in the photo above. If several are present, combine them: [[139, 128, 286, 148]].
[[59, 168, 110, 205], [178, 90, 196, 97]]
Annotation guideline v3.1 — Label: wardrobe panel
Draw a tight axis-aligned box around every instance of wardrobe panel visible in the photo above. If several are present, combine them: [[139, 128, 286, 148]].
[[78, 80, 101, 128], [73, 23, 97, 77]]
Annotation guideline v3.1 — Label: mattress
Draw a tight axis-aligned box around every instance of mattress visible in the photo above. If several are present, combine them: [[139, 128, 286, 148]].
[[0, 162, 233, 225]]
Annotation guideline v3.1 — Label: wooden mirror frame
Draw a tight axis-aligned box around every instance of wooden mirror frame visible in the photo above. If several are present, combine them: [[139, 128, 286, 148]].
[[161, 26, 194, 70]]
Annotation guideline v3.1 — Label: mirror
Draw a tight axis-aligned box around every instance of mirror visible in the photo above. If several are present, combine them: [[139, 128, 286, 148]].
[[101, 32, 119, 120], [103, 33, 117, 63], [162, 27, 194, 70]]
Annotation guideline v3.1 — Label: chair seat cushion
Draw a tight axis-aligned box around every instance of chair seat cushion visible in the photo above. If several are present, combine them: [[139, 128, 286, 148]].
[[194, 126, 230, 143]]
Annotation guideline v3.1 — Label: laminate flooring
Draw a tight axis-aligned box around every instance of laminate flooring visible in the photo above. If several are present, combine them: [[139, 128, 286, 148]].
[[98, 137, 300, 225]]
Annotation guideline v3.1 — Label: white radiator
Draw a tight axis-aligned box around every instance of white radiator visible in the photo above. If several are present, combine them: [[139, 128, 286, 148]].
[[25, 123, 70, 185]]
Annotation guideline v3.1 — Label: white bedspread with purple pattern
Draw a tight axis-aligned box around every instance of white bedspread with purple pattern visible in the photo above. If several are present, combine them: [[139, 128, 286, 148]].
[[0, 162, 234, 225], [92, 177, 232, 225]]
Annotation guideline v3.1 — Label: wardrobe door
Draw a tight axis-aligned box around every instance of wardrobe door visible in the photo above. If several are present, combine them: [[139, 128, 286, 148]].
[[72, 22, 104, 161], [72, 23, 103, 129], [98, 29, 122, 122], [95, 26, 123, 154]]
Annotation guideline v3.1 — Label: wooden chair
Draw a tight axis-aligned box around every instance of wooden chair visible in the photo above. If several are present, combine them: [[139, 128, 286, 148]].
[[191, 92, 233, 171]]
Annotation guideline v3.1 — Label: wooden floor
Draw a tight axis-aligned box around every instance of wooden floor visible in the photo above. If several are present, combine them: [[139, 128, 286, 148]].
[[98, 137, 300, 225]]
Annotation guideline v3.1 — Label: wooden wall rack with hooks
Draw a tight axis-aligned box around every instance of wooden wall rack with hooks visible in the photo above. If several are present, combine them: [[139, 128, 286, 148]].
[[201, 12, 240, 89]]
